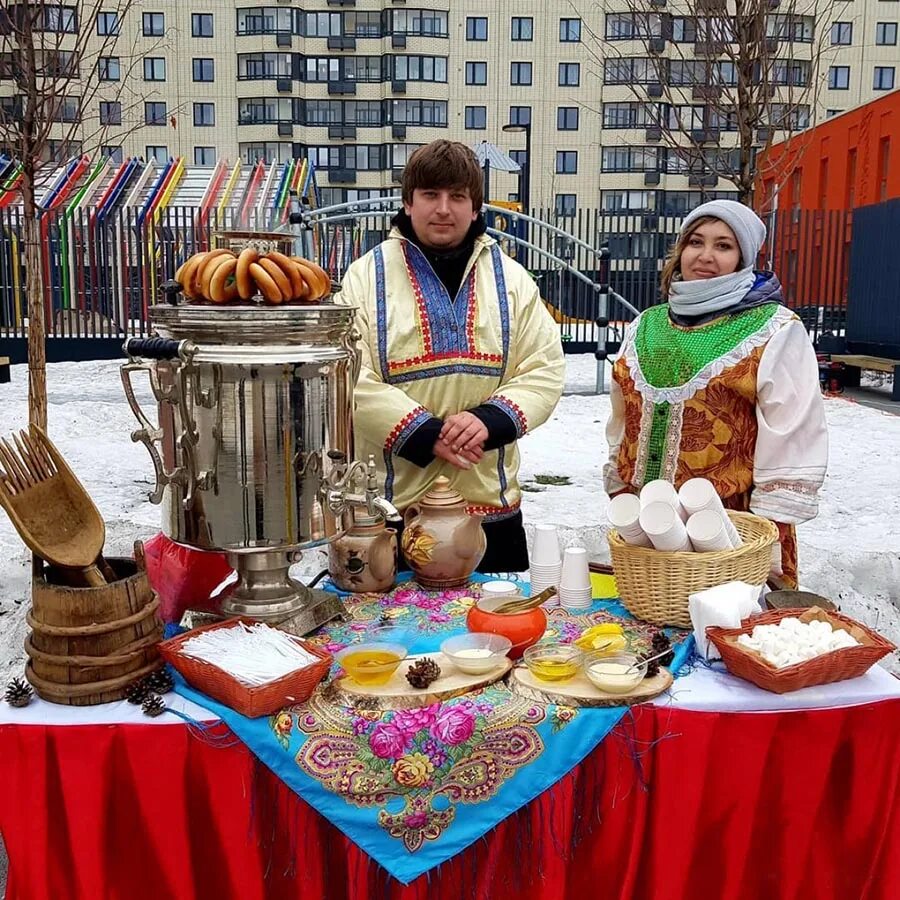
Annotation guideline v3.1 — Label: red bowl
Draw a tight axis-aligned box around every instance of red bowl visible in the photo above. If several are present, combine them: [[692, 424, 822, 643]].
[[466, 596, 548, 659]]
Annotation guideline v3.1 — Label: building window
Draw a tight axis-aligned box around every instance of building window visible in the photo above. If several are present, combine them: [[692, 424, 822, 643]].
[[96, 11, 119, 35], [601, 190, 655, 212], [192, 13, 214, 37], [509, 150, 527, 173], [97, 56, 120, 81], [193, 102, 215, 126], [194, 146, 217, 166], [556, 151, 578, 174], [830, 21, 852, 44], [876, 22, 898, 43], [465, 105, 486, 129], [143, 57, 166, 81], [145, 145, 168, 161], [510, 62, 532, 85], [393, 56, 447, 82], [143, 12, 164, 37], [99, 100, 121, 125], [466, 17, 487, 41], [511, 17, 533, 41], [145, 101, 166, 125], [558, 63, 580, 86], [555, 193, 577, 217], [193, 58, 214, 82], [101, 145, 123, 164], [874, 66, 895, 89], [828, 65, 849, 89], [508, 106, 531, 126], [557, 107, 579, 130], [465, 62, 487, 85], [560, 18, 582, 42], [826, 109, 843, 118]]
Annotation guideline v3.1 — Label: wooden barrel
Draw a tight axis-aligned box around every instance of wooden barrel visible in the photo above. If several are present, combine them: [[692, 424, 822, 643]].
[[26, 557, 164, 706]]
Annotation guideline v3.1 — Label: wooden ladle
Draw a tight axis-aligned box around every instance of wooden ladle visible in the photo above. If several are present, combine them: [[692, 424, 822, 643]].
[[0, 426, 114, 587]]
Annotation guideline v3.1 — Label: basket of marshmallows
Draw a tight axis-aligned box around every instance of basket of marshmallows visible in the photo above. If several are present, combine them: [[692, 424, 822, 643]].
[[607, 478, 778, 628]]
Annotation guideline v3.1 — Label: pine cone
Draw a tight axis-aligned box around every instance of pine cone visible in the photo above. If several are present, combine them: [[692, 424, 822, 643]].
[[651, 631, 674, 667], [143, 667, 174, 695], [124, 679, 149, 705], [641, 654, 661, 679], [4, 676, 33, 708], [405, 657, 441, 689], [142, 693, 166, 718]]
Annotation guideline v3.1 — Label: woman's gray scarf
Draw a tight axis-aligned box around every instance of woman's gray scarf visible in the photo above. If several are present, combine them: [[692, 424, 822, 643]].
[[668, 266, 755, 317]]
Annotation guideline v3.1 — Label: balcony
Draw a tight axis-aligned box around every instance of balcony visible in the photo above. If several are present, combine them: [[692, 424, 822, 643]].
[[329, 168, 356, 183], [328, 81, 356, 94], [327, 36, 357, 50], [328, 124, 358, 139]]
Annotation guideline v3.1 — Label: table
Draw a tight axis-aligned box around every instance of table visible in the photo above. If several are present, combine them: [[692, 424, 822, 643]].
[[3, 665, 900, 900]]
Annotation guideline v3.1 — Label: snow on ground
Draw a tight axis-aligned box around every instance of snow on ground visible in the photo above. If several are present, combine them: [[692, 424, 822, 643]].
[[1, 355, 899, 677]]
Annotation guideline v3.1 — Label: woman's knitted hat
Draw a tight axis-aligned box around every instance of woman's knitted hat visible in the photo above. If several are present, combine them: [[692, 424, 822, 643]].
[[679, 199, 767, 268]]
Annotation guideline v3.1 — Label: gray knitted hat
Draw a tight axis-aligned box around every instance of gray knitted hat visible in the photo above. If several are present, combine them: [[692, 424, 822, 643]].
[[680, 200, 766, 268]]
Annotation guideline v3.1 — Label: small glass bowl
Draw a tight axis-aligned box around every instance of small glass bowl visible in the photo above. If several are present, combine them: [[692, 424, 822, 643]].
[[336, 626, 409, 686], [522, 643, 583, 683], [583, 651, 646, 695], [441, 633, 512, 675]]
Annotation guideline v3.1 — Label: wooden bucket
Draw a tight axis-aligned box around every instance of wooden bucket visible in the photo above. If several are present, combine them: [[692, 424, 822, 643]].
[[25, 556, 164, 706]]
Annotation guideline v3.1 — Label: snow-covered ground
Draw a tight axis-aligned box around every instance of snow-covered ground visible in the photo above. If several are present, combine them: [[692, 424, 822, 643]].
[[1, 355, 899, 676]]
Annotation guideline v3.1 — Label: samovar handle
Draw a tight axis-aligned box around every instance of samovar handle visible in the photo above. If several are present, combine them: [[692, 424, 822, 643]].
[[120, 338, 197, 506]]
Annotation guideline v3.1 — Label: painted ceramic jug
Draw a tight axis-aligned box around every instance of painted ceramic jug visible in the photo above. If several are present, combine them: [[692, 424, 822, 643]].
[[401, 477, 486, 589], [328, 509, 398, 593]]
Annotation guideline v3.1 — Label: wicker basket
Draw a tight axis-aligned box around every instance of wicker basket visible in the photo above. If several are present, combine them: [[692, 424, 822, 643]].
[[158, 617, 332, 717], [211, 230, 294, 256], [608, 511, 777, 628], [707, 607, 895, 694]]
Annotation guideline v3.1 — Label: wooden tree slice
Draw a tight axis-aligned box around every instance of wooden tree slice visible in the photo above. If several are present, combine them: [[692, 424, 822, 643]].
[[509, 665, 673, 708], [330, 652, 512, 709]]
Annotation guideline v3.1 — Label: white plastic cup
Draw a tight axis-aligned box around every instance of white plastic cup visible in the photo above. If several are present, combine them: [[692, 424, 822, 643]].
[[560, 546, 592, 592], [481, 580, 519, 599], [560, 586, 593, 610], [678, 478, 742, 548], [640, 479, 688, 522], [639, 501, 694, 552], [531, 524, 562, 565], [608, 494, 653, 548], [686, 510, 734, 552]]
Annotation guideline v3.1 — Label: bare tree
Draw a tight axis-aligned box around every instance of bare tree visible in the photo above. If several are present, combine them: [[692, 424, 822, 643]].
[[580, 0, 844, 205], [0, 0, 167, 428]]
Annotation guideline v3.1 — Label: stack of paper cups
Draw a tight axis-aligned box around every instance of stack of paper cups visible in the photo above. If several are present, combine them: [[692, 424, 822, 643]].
[[608, 493, 652, 547], [686, 509, 734, 552], [559, 546, 592, 610], [679, 478, 742, 548], [639, 501, 694, 552], [640, 479, 688, 522], [530, 524, 562, 608]]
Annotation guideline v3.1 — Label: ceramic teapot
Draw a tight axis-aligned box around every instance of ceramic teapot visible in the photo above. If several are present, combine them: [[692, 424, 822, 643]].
[[328, 509, 398, 593], [401, 477, 486, 589]]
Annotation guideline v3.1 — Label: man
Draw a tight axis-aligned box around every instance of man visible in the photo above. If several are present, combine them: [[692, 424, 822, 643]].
[[337, 140, 564, 572]]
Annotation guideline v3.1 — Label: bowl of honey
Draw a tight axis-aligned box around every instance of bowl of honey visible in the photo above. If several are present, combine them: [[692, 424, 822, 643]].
[[335, 627, 409, 686], [522, 643, 583, 683]]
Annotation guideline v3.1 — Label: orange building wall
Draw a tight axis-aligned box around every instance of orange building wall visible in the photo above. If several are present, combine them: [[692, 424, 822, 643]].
[[758, 90, 900, 213]]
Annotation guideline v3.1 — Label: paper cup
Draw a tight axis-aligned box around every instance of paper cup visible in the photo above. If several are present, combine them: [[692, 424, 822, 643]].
[[560, 547, 591, 592], [678, 478, 742, 547], [531, 524, 562, 565], [481, 580, 519, 598], [608, 494, 653, 547], [640, 480, 687, 522], [639, 501, 693, 552], [559, 586, 593, 610], [686, 510, 734, 552]]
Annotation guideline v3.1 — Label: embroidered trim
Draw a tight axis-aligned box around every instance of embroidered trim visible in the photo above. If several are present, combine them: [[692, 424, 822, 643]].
[[385, 406, 432, 453], [388, 363, 504, 384], [497, 446, 509, 508], [631, 397, 656, 487], [490, 245, 511, 381], [487, 395, 528, 437], [374, 246, 391, 382], [662, 401, 684, 482], [755, 480, 821, 495], [383, 449, 395, 501], [465, 501, 520, 523], [625, 305, 794, 404], [388, 351, 502, 373]]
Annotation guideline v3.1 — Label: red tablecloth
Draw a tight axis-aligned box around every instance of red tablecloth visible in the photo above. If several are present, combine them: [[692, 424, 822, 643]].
[[3, 699, 899, 900]]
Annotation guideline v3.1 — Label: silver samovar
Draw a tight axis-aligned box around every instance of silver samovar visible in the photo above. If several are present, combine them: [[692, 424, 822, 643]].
[[121, 302, 398, 633]]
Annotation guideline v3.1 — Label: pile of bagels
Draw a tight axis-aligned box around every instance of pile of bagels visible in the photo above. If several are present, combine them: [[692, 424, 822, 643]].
[[174, 248, 331, 304]]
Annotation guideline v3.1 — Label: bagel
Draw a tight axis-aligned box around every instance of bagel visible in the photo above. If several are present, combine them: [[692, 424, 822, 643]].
[[200, 253, 236, 301], [194, 247, 232, 290], [235, 248, 259, 300], [293, 259, 325, 300], [209, 257, 238, 303], [303, 260, 331, 297], [264, 251, 305, 300], [175, 252, 205, 298], [249, 261, 283, 304], [257, 256, 292, 300]]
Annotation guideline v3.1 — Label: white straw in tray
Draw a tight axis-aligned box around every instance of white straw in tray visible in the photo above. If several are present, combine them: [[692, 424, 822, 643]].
[[179, 622, 320, 686]]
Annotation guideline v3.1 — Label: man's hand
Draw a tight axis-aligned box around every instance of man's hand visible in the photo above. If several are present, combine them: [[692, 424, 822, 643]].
[[440, 412, 489, 454], [433, 438, 483, 470]]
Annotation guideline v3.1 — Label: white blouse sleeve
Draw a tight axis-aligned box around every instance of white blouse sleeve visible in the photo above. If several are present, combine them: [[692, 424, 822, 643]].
[[603, 372, 629, 495], [750, 317, 828, 524]]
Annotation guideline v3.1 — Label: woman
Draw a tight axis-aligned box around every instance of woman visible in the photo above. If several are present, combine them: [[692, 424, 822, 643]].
[[604, 200, 827, 587]]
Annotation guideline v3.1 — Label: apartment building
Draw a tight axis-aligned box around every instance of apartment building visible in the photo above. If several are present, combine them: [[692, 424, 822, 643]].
[[1, 0, 897, 216]]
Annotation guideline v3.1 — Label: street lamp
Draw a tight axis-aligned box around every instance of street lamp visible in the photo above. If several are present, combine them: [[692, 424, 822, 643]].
[[501, 121, 531, 214]]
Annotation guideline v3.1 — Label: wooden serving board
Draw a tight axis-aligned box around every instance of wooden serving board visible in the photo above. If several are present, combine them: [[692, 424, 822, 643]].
[[330, 652, 512, 709], [509, 665, 673, 708]]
